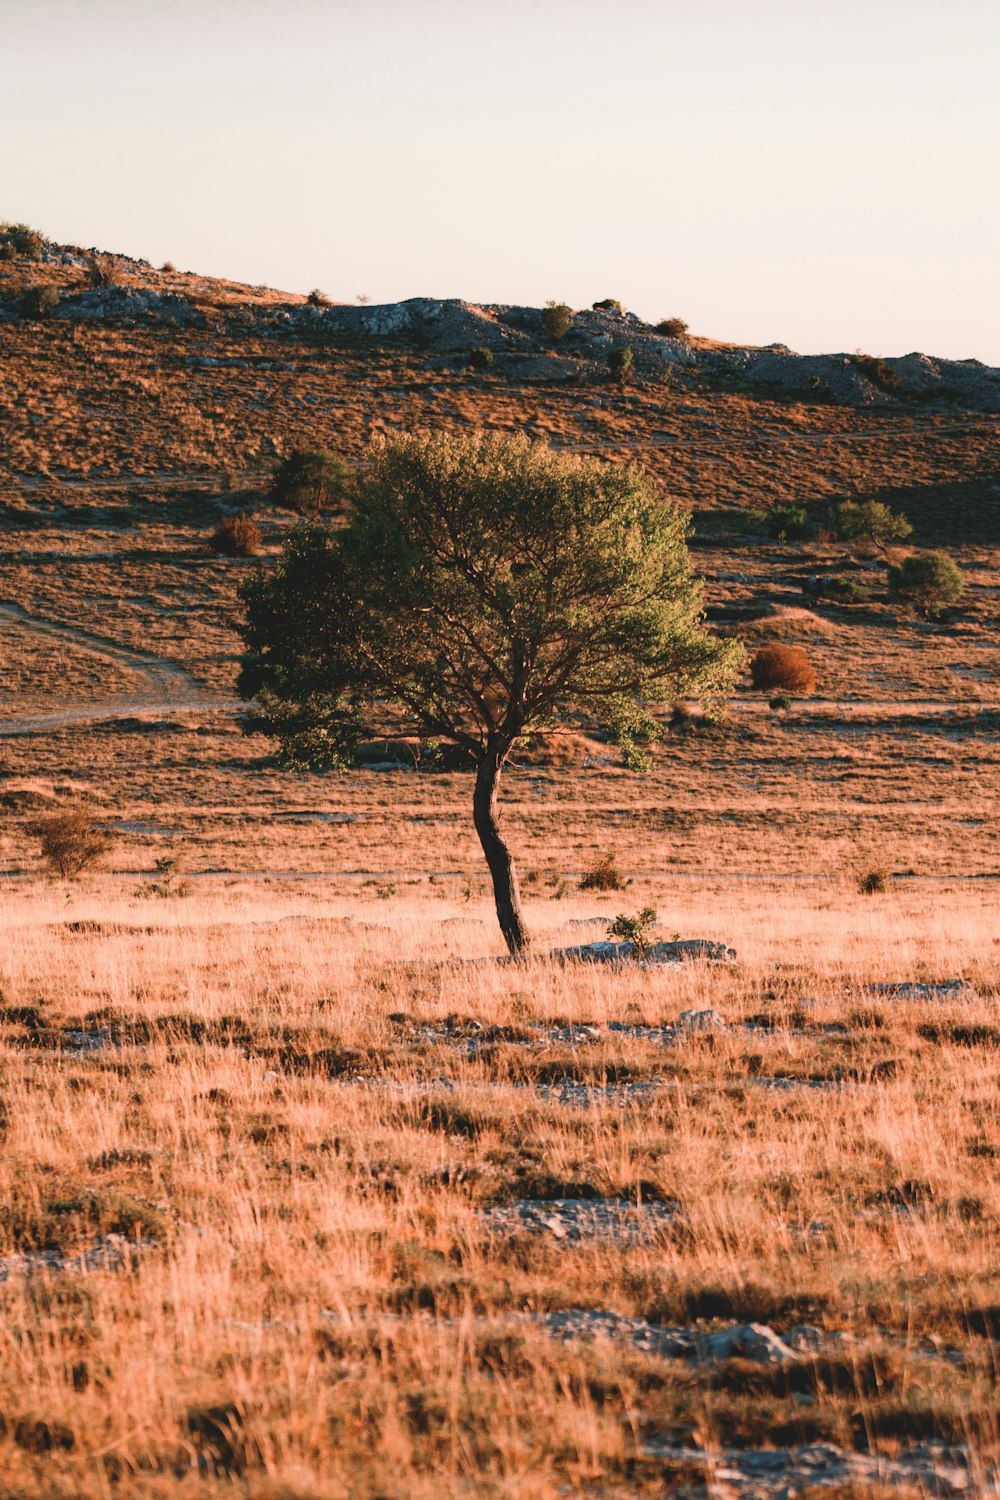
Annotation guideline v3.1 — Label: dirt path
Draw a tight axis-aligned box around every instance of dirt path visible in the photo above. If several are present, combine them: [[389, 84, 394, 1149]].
[[0, 602, 240, 735]]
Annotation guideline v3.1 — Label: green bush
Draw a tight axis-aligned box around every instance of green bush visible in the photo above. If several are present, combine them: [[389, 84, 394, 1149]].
[[593, 298, 623, 313], [20, 284, 59, 319], [607, 345, 634, 386], [830, 499, 911, 546], [655, 316, 688, 338], [541, 301, 573, 340], [609, 907, 658, 959], [468, 347, 494, 371], [270, 450, 353, 517], [747, 504, 810, 540], [887, 551, 965, 615], [823, 576, 870, 604], [1, 223, 46, 260]]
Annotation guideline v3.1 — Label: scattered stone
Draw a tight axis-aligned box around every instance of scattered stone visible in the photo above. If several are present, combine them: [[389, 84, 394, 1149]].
[[550, 939, 736, 967], [478, 1197, 676, 1245], [867, 980, 978, 1002], [678, 1009, 728, 1033], [640, 1438, 986, 1496], [0, 1234, 139, 1282]]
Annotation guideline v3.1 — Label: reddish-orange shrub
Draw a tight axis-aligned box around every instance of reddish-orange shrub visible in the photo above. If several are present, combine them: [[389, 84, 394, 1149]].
[[749, 644, 816, 695]]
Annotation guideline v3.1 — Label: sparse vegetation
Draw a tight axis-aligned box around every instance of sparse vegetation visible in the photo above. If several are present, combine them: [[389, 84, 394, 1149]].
[[655, 316, 689, 338], [0, 222, 46, 259], [307, 287, 331, 308], [593, 298, 623, 313], [608, 905, 657, 956], [749, 644, 817, 695], [830, 499, 912, 547], [269, 449, 353, 516], [849, 350, 902, 391], [747, 503, 811, 540], [19, 283, 59, 319], [33, 809, 113, 877], [580, 849, 630, 891], [541, 301, 573, 339], [888, 550, 965, 615], [858, 868, 889, 894], [85, 253, 124, 288], [209, 513, 262, 557], [607, 344, 633, 386]]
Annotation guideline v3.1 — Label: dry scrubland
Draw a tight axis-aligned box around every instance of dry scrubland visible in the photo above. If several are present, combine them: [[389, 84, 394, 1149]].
[[0, 245, 999, 1494]]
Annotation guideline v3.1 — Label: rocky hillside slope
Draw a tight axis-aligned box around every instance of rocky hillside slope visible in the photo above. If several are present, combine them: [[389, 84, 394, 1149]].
[[5, 231, 1000, 412]]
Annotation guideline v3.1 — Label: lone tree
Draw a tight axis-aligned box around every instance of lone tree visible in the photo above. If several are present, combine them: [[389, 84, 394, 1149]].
[[888, 550, 965, 616], [238, 432, 741, 955]]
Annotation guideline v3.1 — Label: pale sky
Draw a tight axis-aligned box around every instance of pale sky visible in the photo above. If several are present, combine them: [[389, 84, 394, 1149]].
[[5, 0, 999, 361]]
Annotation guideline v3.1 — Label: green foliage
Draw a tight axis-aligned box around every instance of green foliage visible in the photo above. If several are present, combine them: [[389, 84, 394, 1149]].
[[606, 700, 661, 772], [541, 301, 573, 339], [887, 551, 965, 614], [580, 850, 630, 892], [20, 283, 59, 319], [1, 222, 46, 259], [607, 345, 634, 386], [655, 317, 688, 338], [593, 298, 623, 313], [269, 450, 353, 517], [769, 693, 791, 711], [240, 431, 743, 771], [746, 504, 810, 541], [608, 906, 658, 959], [823, 576, 870, 604], [468, 347, 494, 371], [830, 500, 911, 546]]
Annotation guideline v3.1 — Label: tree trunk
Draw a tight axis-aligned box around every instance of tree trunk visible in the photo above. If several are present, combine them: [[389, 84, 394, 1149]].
[[473, 747, 530, 957]]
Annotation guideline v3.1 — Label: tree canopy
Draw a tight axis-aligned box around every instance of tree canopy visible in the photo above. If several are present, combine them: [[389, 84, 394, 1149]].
[[239, 431, 743, 952]]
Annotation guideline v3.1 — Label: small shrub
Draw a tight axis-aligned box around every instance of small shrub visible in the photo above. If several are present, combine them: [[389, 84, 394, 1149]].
[[20, 284, 59, 320], [607, 345, 634, 386], [34, 810, 113, 878], [823, 576, 870, 604], [269, 450, 353, 517], [161, 260, 176, 273], [140, 857, 193, 899], [541, 301, 573, 340], [0, 244, 15, 263], [749, 645, 816, 695], [858, 869, 888, 895], [580, 849, 630, 892], [769, 693, 791, 711], [609, 907, 658, 960], [849, 351, 901, 391], [747, 504, 810, 541], [468, 347, 494, 371], [85, 253, 124, 289], [307, 287, 331, 308], [830, 499, 911, 547], [210, 513, 261, 557], [887, 551, 965, 615], [593, 298, 623, 313], [1, 223, 46, 260], [655, 316, 688, 338]]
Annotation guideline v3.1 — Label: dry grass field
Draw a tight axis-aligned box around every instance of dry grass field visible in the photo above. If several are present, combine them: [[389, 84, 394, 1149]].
[[0, 246, 998, 1495]]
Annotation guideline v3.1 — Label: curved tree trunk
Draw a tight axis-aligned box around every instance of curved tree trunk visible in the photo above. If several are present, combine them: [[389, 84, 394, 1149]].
[[473, 747, 530, 957]]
